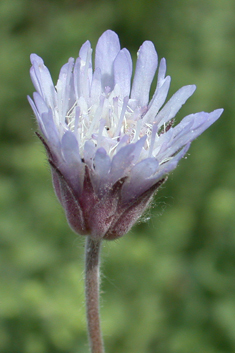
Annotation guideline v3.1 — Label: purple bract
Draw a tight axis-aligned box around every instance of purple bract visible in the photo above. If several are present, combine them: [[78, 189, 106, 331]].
[[28, 30, 223, 240]]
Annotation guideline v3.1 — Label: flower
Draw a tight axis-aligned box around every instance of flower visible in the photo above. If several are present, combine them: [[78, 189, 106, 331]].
[[28, 30, 223, 240]]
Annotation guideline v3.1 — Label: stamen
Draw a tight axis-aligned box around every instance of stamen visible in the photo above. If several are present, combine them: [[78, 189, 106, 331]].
[[114, 96, 129, 137], [113, 96, 119, 125], [97, 119, 106, 148], [66, 100, 78, 119], [148, 123, 158, 157], [132, 119, 142, 142], [86, 96, 105, 137], [74, 106, 80, 137]]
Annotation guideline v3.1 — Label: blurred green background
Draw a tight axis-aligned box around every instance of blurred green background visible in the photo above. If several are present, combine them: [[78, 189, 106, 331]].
[[0, 0, 235, 352]]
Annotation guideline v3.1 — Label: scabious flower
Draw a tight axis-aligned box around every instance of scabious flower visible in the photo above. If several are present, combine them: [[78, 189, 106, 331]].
[[28, 30, 223, 240]]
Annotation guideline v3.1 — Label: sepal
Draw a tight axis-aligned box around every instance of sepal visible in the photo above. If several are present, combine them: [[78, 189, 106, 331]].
[[49, 161, 88, 235], [104, 178, 166, 240]]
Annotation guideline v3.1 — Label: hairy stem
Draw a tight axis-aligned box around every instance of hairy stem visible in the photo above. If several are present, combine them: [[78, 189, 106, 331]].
[[85, 236, 104, 353]]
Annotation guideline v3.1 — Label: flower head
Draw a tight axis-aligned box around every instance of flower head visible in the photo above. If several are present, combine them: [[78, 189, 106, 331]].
[[28, 30, 223, 240]]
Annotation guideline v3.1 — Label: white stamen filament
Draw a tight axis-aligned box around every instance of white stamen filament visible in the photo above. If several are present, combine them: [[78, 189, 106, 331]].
[[63, 89, 157, 159]]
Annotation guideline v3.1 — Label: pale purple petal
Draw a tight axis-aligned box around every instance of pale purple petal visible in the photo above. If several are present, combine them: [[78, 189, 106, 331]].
[[33, 92, 49, 115], [73, 57, 81, 100], [61, 130, 80, 163], [131, 41, 158, 107], [121, 158, 159, 203], [61, 131, 84, 195], [157, 58, 167, 87], [92, 147, 112, 194], [27, 95, 45, 133], [109, 144, 135, 184], [30, 54, 56, 108], [131, 136, 147, 164], [94, 148, 111, 177], [156, 143, 191, 177], [95, 30, 120, 90], [83, 140, 96, 168], [115, 135, 130, 153], [145, 58, 171, 116], [29, 95, 57, 144], [79, 40, 92, 64], [113, 48, 132, 97], [79, 41, 92, 100], [156, 109, 223, 162], [30, 66, 42, 96], [173, 109, 223, 145], [155, 85, 196, 126], [143, 76, 171, 123], [40, 110, 60, 148], [56, 58, 75, 119], [124, 143, 190, 203], [90, 68, 102, 104]]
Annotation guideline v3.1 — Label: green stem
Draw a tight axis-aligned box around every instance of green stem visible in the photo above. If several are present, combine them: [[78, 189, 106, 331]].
[[85, 236, 104, 353]]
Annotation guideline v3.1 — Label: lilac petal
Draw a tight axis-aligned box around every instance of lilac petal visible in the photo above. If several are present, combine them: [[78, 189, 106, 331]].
[[31, 93, 55, 143], [167, 142, 191, 168], [30, 66, 42, 96], [30, 54, 46, 94], [79, 40, 92, 64], [155, 85, 196, 127], [40, 110, 60, 148], [92, 147, 112, 195], [58, 58, 74, 85], [79, 41, 92, 87], [109, 144, 135, 184], [172, 114, 198, 138], [126, 143, 190, 202], [77, 96, 89, 119], [115, 134, 130, 153], [146, 57, 170, 113], [83, 140, 96, 168], [121, 158, 159, 203], [61, 131, 84, 195], [144, 143, 190, 196], [157, 58, 167, 87], [90, 68, 102, 103], [114, 97, 129, 137], [113, 48, 132, 97], [158, 109, 223, 162], [131, 136, 147, 164], [29, 105, 57, 147], [27, 95, 46, 134], [79, 41, 92, 100], [94, 147, 111, 175], [95, 30, 121, 90], [131, 41, 158, 107], [190, 109, 223, 132], [27, 95, 40, 118], [143, 76, 171, 123], [130, 158, 159, 181], [156, 143, 191, 178], [56, 58, 75, 119], [33, 92, 49, 115], [153, 119, 193, 159], [73, 57, 81, 100], [61, 131, 80, 163], [30, 54, 56, 108], [179, 109, 223, 143]]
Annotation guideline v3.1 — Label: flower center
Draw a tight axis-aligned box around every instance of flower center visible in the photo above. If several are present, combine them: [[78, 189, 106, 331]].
[[63, 91, 155, 158]]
